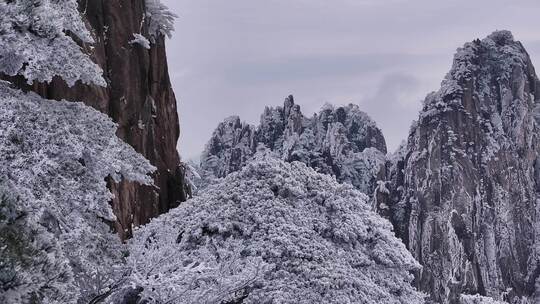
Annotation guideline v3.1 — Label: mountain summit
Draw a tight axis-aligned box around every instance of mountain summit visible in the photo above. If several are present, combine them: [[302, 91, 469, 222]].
[[383, 30, 540, 303], [200, 95, 387, 195]]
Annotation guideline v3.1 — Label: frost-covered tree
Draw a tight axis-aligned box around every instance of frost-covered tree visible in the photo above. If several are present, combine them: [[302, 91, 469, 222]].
[[0, 81, 155, 303], [0, 0, 105, 86], [111, 157, 424, 303], [131, 0, 177, 49], [145, 0, 178, 43], [0, 1, 157, 303], [0, 185, 74, 303]]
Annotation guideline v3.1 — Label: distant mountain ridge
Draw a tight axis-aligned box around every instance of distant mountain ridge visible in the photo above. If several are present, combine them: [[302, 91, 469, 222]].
[[200, 95, 387, 195]]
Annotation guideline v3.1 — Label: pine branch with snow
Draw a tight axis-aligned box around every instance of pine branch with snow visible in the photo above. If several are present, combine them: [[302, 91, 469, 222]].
[[0, 81, 155, 303], [0, 0, 105, 86]]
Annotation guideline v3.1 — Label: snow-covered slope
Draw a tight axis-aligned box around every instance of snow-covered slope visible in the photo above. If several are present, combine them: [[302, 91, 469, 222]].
[[0, 81, 155, 303], [383, 31, 540, 303], [200, 95, 387, 195], [111, 158, 423, 303]]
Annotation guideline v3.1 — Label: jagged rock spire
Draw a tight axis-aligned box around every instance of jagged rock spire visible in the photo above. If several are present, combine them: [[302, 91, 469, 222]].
[[200, 95, 387, 195]]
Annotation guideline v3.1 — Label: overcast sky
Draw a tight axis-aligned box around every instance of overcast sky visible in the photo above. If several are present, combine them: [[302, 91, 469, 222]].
[[161, 0, 540, 160]]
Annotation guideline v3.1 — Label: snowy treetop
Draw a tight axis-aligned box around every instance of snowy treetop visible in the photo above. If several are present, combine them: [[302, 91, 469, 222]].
[[318, 102, 379, 129], [460, 294, 509, 304], [116, 158, 424, 303], [0, 0, 106, 86], [485, 30, 515, 46], [145, 0, 177, 42], [0, 80, 155, 303]]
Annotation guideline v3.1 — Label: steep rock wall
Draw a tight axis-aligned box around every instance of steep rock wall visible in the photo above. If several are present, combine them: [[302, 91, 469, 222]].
[[384, 31, 540, 303]]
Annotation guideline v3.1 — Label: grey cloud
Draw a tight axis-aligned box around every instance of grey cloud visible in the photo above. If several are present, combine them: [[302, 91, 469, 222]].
[[360, 73, 424, 152], [220, 53, 440, 85]]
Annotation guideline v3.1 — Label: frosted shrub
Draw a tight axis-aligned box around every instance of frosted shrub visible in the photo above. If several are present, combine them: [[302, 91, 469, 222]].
[[0, 81, 154, 302], [0, 0, 105, 86], [116, 158, 424, 303]]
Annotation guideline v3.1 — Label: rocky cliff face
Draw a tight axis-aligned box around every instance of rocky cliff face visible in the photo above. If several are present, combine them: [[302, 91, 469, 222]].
[[200, 95, 387, 195], [384, 31, 540, 303], [5, 0, 187, 239]]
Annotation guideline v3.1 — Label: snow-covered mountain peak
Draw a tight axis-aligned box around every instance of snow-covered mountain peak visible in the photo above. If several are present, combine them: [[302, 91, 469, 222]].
[[200, 95, 387, 195], [385, 31, 540, 304]]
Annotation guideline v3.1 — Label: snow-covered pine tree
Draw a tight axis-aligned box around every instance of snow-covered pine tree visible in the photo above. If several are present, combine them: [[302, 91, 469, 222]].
[[0, 0, 106, 86], [0, 82, 155, 303], [145, 0, 178, 43], [110, 157, 425, 304], [0, 1, 156, 302]]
